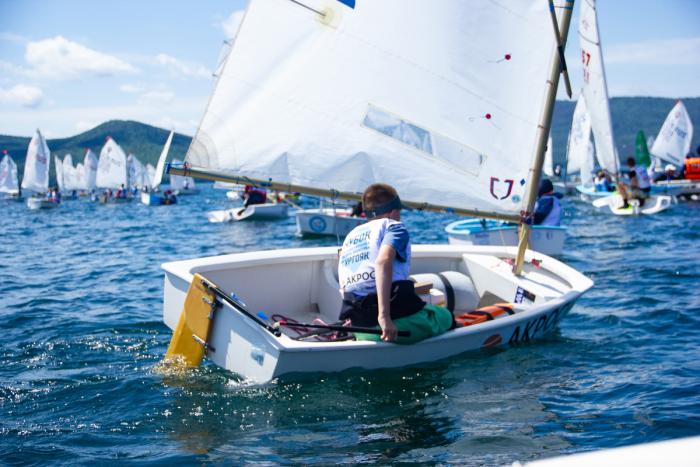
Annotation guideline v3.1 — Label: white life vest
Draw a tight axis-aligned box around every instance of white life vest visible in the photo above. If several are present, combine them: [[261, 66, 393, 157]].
[[338, 218, 411, 297], [539, 195, 562, 226]]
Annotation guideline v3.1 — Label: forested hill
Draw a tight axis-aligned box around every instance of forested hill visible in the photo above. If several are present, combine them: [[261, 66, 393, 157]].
[[0, 120, 191, 181], [1, 97, 699, 180]]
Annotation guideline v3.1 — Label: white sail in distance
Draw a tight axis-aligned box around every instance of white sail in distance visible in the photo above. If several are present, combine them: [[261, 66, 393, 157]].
[[83, 149, 98, 191], [579, 0, 618, 175], [127, 154, 145, 189], [96, 137, 128, 189], [152, 130, 174, 190], [54, 156, 65, 191], [544, 136, 554, 177], [0, 152, 20, 194], [21, 129, 51, 194], [185, 0, 558, 216], [566, 94, 593, 179], [62, 154, 80, 191], [650, 100, 694, 166]]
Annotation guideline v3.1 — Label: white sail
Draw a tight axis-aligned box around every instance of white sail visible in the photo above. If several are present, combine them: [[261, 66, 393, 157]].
[[21, 129, 51, 193], [96, 137, 128, 189], [146, 164, 156, 187], [74, 162, 85, 191], [566, 94, 592, 177], [54, 156, 65, 192], [152, 130, 174, 190], [127, 154, 145, 189], [579, 0, 618, 174], [185, 0, 557, 216], [83, 149, 98, 191], [544, 136, 554, 177], [581, 140, 595, 185], [650, 100, 694, 166], [62, 154, 81, 191], [0, 152, 20, 194]]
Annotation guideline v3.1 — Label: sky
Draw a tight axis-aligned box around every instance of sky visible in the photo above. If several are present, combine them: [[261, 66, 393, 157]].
[[0, 0, 699, 138]]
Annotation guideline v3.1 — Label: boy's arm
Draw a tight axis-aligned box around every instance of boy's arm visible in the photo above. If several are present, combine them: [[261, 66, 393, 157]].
[[375, 244, 398, 342]]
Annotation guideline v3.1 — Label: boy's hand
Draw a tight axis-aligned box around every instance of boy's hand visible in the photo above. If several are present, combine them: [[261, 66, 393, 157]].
[[379, 316, 398, 342]]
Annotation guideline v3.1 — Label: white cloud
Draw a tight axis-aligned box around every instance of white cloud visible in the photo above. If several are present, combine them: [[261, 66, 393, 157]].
[[25, 36, 138, 79], [138, 90, 175, 105], [0, 84, 43, 107], [155, 53, 210, 79], [119, 83, 145, 93], [606, 37, 700, 66], [222, 10, 245, 39]]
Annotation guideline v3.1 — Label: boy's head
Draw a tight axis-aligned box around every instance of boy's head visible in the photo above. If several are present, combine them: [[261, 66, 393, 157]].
[[626, 157, 636, 167], [363, 183, 404, 219]]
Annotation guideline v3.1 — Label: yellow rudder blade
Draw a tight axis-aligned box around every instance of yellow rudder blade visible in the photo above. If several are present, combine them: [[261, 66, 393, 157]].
[[164, 274, 218, 368]]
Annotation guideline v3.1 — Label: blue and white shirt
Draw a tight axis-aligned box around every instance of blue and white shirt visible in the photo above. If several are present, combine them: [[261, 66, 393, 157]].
[[338, 218, 410, 297]]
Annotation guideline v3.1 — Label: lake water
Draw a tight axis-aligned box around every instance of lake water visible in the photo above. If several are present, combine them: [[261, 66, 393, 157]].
[[1, 186, 699, 465]]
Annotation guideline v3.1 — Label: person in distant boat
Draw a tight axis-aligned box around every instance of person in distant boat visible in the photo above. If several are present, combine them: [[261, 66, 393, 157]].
[[242, 185, 267, 207], [653, 164, 679, 183], [163, 189, 176, 205], [351, 201, 364, 217], [594, 170, 614, 192], [337, 183, 453, 344], [116, 184, 127, 199], [532, 179, 562, 226]]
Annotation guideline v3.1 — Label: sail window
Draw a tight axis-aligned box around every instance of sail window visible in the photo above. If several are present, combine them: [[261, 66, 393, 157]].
[[363, 104, 485, 175], [363, 105, 433, 155]]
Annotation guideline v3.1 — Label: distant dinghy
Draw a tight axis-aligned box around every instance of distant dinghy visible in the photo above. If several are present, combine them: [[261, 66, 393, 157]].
[[446, 219, 566, 256], [207, 202, 288, 223], [0, 151, 21, 199], [141, 131, 177, 206], [592, 194, 674, 216], [96, 137, 131, 203], [23, 129, 58, 210]]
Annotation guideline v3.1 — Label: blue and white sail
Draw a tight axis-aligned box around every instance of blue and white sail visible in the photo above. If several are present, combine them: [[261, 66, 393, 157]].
[[650, 100, 694, 167], [185, 0, 559, 216]]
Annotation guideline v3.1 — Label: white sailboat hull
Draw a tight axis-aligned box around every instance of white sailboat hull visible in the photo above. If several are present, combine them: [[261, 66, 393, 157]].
[[162, 245, 593, 383], [446, 220, 566, 256], [652, 179, 700, 197], [593, 194, 675, 215], [207, 203, 288, 223], [295, 208, 366, 237], [26, 197, 59, 210]]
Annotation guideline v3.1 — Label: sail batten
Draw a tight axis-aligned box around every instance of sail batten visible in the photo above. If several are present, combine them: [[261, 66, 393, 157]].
[[186, 0, 558, 216]]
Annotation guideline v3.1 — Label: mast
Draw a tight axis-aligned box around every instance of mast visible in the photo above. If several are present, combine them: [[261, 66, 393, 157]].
[[514, 0, 575, 275], [168, 164, 521, 222]]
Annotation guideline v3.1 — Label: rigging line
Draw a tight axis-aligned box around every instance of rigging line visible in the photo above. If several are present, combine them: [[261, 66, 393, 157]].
[[286, 0, 326, 17]]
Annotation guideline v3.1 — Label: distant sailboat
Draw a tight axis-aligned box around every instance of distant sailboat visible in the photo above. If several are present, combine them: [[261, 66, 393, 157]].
[[141, 131, 177, 205], [649, 100, 700, 198], [96, 136, 130, 203], [23, 129, 58, 210], [578, 0, 672, 214], [83, 149, 98, 195], [0, 150, 21, 199]]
